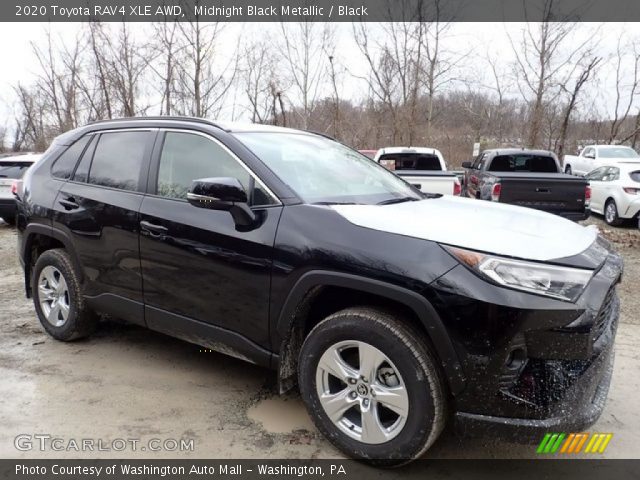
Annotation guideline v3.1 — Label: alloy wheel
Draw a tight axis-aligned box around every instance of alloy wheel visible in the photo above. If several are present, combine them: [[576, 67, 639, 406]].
[[38, 266, 71, 327], [605, 202, 617, 224], [315, 340, 409, 444]]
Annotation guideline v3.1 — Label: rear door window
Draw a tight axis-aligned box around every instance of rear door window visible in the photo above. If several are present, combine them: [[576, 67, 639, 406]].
[[88, 131, 152, 192]]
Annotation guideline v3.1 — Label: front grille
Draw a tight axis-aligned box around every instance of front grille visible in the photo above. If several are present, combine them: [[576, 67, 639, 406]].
[[593, 287, 616, 341]]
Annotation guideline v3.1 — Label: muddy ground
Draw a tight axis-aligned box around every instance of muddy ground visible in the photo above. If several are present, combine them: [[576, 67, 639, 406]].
[[0, 215, 638, 460]]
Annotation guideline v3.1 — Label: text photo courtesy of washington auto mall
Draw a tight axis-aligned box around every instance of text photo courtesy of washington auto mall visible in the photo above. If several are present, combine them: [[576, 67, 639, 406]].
[[1, 0, 640, 479]]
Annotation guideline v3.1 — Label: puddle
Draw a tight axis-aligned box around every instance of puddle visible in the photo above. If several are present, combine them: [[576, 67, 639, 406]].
[[247, 396, 315, 434]]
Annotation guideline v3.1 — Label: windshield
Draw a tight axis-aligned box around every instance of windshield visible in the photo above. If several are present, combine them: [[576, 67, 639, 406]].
[[235, 132, 423, 205], [598, 147, 639, 158]]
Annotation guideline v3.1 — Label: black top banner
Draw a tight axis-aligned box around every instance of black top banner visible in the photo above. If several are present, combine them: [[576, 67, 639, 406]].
[[5, 0, 640, 22]]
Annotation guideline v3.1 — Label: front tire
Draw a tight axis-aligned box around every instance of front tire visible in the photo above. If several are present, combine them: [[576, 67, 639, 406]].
[[604, 199, 624, 226], [565, 165, 572, 175], [32, 249, 97, 341], [298, 307, 446, 466]]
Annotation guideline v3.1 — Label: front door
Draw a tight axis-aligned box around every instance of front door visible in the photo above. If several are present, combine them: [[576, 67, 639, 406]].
[[139, 130, 282, 362]]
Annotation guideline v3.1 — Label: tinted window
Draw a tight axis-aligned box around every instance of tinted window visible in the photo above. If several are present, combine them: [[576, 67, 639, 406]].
[[472, 153, 485, 169], [157, 132, 276, 206], [0, 162, 32, 179], [88, 131, 150, 191], [488, 154, 557, 173], [73, 136, 97, 183], [51, 136, 91, 179], [378, 153, 441, 171]]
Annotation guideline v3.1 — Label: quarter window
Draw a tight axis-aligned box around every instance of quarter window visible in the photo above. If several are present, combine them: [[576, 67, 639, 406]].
[[51, 135, 91, 179], [157, 132, 276, 206], [88, 131, 151, 191]]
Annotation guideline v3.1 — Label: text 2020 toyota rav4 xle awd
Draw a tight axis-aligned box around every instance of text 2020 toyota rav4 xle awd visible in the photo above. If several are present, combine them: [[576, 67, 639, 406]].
[[15, 118, 622, 465]]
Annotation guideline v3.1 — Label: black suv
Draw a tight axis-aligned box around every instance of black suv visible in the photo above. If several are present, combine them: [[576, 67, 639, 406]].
[[16, 117, 622, 465]]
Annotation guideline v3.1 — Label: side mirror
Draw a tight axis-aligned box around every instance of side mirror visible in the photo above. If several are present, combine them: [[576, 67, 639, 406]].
[[187, 177, 257, 227], [461, 161, 472, 169]]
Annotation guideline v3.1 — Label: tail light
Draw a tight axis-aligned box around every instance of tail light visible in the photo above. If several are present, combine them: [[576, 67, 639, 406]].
[[491, 183, 501, 202], [11, 180, 20, 196], [453, 179, 461, 196], [585, 185, 591, 207], [623, 187, 639, 195]]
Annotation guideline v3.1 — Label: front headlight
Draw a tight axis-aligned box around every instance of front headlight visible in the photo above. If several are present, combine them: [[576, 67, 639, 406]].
[[443, 245, 594, 302]]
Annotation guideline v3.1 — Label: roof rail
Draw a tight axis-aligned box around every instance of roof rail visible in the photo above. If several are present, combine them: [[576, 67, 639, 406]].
[[87, 116, 224, 130]]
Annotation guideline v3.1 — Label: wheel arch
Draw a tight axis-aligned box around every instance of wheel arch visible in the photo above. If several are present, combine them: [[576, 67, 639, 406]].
[[273, 270, 465, 396], [22, 224, 82, 298]]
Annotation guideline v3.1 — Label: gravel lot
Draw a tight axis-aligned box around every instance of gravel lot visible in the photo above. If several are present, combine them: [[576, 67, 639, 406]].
[[0, 215, 638, 460]]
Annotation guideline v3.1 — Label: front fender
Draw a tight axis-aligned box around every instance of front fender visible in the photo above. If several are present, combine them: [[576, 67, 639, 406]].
[[273, 270, 466, 395]]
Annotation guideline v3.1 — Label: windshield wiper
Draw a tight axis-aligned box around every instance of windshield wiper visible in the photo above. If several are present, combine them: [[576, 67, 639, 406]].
[[312, 201, 363, 205], [377, 196, 420, 205]]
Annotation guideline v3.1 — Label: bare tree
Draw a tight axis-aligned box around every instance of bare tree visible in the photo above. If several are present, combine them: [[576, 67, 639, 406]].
[[279, 21, 333, 130], [608, 37, 640, 143], [557, 56, 601, 157], [173, 19, 238, 117], [510, 1, 595, 148], [242, 41, 281, 123]]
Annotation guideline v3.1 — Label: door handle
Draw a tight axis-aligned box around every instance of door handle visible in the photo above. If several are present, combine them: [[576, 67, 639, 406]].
[[140, 220, 168, 236], [536, 188, 550, 193], [58, 196, 79, 210]]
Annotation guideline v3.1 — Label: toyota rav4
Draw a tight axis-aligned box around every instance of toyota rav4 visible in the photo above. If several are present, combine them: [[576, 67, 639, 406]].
[[15, 117, 622, 465]]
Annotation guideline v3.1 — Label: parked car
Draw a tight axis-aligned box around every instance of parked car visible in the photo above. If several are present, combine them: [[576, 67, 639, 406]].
[[585, 162, 640, 226], [462, 149, 590, 221], [373, 147, 461, 196], [563, 145, 640, 176], [0, 153, 41, 225], [16, 117, 621, 465]]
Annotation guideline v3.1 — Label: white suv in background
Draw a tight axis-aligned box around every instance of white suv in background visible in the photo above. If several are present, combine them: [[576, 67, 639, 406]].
[[0, 153, 41, 225]]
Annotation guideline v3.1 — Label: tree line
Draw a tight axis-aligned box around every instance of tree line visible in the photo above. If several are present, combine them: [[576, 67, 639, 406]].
[[3, 16, 640, 167]]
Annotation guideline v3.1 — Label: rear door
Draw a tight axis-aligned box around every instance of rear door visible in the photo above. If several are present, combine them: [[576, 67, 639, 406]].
[[52, 129, 156, 325], [138, 129, 283, 360]]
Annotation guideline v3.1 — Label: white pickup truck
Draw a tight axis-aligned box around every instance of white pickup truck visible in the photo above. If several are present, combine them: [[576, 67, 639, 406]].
[[563, 144, 640, 176], [372, 147, 461, 196]]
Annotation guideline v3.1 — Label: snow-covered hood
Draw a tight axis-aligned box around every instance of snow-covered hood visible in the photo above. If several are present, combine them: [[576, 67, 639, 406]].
[[332, 196, 598, 262]]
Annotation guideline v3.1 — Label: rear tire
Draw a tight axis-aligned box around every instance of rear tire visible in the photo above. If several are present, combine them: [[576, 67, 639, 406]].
[[604, 199, 624, 226], [298, 307, 446, 466], [32, 248, 98, 341], [1, 216, 15, 226]]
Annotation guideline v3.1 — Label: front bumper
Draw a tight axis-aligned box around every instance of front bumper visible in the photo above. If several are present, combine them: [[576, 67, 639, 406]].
[[431, 239, 622, 440]]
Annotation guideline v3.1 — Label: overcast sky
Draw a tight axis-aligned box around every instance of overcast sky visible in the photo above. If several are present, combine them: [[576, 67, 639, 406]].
[[0, 22, 636, 125]]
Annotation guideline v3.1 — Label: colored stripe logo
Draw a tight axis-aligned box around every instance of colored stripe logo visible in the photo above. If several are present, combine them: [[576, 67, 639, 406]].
[[537, 433, 612, 454]]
